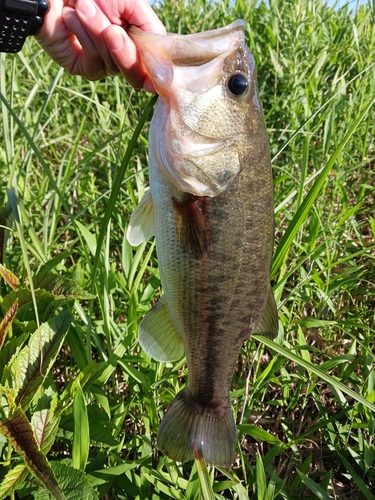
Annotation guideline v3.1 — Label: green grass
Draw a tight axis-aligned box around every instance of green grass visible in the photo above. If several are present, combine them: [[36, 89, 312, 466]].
[[0, 0, 375, 498]]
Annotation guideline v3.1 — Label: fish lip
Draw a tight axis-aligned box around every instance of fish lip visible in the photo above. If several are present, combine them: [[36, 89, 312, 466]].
[[128, 20, 246, 89]]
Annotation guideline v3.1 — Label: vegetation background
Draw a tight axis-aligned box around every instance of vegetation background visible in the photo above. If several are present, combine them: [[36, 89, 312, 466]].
[[0, 0, 374, 498]]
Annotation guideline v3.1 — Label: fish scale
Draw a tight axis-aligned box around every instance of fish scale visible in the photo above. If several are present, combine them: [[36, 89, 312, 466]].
[[127, 20, 278, 466]]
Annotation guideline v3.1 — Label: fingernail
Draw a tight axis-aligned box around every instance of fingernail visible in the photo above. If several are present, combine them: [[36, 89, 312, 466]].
[[105, 27, 125, 53], [77, 0, 96, 19]]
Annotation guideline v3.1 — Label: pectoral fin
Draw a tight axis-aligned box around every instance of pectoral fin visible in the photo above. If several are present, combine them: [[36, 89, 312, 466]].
[[173, 194, 209, 259], [126, 190, 154, 246], [139, 295, 185, 362], [254, 285, 279, 339]]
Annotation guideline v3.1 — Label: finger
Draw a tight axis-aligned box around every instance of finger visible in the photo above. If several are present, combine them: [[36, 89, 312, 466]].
[[103, 25, 150, 91], [95, 0, 166, 36], [35, 1, 93, 77], [119, 0, 166, 36], [62, 6, 108, 79], [75, 0, 119, 76]]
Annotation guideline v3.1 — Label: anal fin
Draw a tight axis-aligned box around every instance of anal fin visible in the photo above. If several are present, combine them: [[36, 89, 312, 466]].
[[254, 285, 279, 339], [126, 190, 154, 246], [139, 295, 184, 362]]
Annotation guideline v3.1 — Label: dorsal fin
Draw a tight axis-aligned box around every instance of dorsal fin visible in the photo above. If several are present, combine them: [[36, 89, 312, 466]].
[[254, 285, 279, 339]]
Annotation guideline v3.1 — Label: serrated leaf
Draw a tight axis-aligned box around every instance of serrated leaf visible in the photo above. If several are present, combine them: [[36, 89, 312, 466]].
[[0, 300, 18, 349], [0, 406, 66, 500], [1, 288, 56, 316], [33, 462, 99, 500], [0, 463, 28, 500], [0, 264, 19, 290], [31, 393, 61, 454], [10, 310, 72, 409], [1, 273, 94, 319], [33, 268, 95, 301], [0, 333, 28, 386]]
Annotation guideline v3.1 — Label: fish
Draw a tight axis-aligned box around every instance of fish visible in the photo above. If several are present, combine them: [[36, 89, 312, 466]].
[[126, 20, 278, 467]]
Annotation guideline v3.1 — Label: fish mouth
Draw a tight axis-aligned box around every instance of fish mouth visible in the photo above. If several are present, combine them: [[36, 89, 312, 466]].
[[128, 20, 245, 90]]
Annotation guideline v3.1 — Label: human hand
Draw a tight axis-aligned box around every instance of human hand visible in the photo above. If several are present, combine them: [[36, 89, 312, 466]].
[[35, 0, 166, 89]]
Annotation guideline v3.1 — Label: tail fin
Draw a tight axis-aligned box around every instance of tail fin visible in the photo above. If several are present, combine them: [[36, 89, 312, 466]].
[[157, 389, 236, 466]]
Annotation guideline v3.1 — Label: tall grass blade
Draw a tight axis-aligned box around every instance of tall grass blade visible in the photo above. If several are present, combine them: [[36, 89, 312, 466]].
[[194, 453, 215, 500], [253, 335, 375, 413], [271, 96, 375, 278], [72, 381, 90, 472], [90, 94, 158, 291]]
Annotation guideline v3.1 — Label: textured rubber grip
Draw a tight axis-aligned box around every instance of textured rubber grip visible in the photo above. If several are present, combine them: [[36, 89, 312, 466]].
[[0, 13, 33, 53]]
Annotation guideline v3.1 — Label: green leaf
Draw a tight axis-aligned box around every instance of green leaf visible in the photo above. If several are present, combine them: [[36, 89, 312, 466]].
[[0, 333, 28, 384], [0, 299, 18, 349], [31, 393, 61, 454], [1, 288, 57, 316], [73, 380, 90, 471], [0, 263, 19, 290], [10, 310, 72, 409], [0, 406, 66, 500], [75, 221, 97, 257], [33, 267, 95, 301], [33, 462, 99, 500], [1, 273, 94, 317], [0, 198, 13, 265], [87, 456, 149, 481], [296, 470, 331, 500], [195, 454, 214, 500], [338, 454, 375, 500], [237, 424, 283, 445], [265, 469, 277, 500], [0, 464, 28, 500], [142, 472, 186, 500], [256, 450, 266, 500], [59, 405, 118, 448]]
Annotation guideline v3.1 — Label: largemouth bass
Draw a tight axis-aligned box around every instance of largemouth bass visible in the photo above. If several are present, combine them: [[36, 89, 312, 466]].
[[127, 20, 278, 467]]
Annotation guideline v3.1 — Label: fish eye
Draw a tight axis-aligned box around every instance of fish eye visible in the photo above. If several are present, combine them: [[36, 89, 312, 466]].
[[226, 73, 249, 97]]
